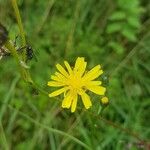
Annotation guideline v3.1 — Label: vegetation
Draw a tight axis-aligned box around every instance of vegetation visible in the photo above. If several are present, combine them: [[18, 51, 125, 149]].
[[0, 0, 150, 149]]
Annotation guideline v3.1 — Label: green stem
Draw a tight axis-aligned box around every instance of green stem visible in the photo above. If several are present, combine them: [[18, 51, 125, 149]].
[[8, 105, 91, 150], [4, 40, 33, 83], [4, 41, 48, 96], [88, 111, 148, 147], [0, 121, 9, 150], [10, 0, 49, 96], [10, 0, 33, 83], [31, 82, 49, 96], [11, 0, 26, 60]]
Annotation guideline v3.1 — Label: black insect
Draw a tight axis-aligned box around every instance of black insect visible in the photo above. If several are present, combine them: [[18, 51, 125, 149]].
[[13, 35, 36, 62], [0, 44, 37, 62], [18, 45, 37, 62], [26, 46, 34, 61], [0, 23, 37, 62], [0, 23, 8, 47]]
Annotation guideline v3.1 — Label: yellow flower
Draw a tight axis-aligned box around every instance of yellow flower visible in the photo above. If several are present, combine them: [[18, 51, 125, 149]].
[[48, 57, 106, 112]]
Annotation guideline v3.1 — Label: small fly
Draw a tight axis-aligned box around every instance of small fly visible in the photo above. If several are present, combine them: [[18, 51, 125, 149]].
[[0, 23, 37, 62], [17, 45, 38, 62]]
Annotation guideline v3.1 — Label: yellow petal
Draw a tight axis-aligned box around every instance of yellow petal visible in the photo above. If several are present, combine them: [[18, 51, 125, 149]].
[[64, 61, 73, 75], [74, 57, 84, 72], [62, 92, 72, 108], [49, 87, 68, 97], [56, 64, 69, 77], [85, 81, 102, 86], [47, 81, 65, 87], [83, 65, 103, 81], [51, 75, 61, 82], [71, 93, 78, 112], [78, 60, 87, 77], [55, 72, 67, 81], [81, 92, 92, 109], [87, 86, 106, 95], [86, 70, 103, 81], [51, 75, 66, 84]]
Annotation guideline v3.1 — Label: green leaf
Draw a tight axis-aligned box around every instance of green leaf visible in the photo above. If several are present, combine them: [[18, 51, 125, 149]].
[[108, 41, 125, 54], [127, 17, 141, 28], [106, 23, 122, 34], [121, 27, 137, 42], [118, 0, 139, 9], [109, 11, 126, 21]]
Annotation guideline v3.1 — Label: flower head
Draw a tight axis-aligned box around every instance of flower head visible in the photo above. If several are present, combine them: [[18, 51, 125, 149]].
[[48, 57, 106, 112]]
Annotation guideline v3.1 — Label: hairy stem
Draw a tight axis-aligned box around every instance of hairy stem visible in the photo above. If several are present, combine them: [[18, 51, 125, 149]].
[[11, 0, 26, 60], [9, 0, 48, 96], [4, 40, 33, 83]]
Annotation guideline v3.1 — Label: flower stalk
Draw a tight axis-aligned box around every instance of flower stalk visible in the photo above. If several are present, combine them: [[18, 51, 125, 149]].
[[11, 0, 26, 60], [3, 0, 49, 96], [4, 40, 33, 83]]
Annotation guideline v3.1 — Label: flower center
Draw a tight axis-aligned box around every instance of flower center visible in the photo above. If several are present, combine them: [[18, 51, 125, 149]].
[[68, 74, 83, 90]]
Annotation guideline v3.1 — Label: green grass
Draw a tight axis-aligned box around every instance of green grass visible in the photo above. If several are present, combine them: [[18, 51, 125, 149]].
[[0, 0, 150, 149]]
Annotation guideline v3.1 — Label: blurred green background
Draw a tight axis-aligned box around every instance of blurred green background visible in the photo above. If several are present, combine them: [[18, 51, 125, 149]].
[[0, 0, 150, 149]]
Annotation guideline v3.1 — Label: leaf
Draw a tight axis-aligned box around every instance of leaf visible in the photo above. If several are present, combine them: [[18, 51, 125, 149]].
[[118, 0, 139, 9], [121, 27, 137, 42], [127, 17, 141, 28], [109, 11, 126, 21], [108, 41, 125, 54], [106, 23, 122, 34]]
